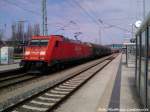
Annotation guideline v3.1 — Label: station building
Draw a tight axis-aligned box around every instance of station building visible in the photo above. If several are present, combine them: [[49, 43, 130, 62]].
[[135, 12, 150, 109]]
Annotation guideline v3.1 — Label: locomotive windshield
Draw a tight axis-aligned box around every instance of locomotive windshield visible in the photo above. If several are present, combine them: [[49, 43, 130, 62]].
[[30, 39, 49, 46]]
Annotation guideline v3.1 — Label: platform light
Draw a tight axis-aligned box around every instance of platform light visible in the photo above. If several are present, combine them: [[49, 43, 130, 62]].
[[135, 20, 142, 28]]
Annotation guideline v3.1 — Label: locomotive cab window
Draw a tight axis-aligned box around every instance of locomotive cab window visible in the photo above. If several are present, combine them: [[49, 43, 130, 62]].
[[30, 39, 49, 46], [30, 40, 39, 46], [40, 40, 49, 46]]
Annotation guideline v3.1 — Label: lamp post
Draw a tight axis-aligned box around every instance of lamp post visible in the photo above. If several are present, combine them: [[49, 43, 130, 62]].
[[130, 20, 142, 39]]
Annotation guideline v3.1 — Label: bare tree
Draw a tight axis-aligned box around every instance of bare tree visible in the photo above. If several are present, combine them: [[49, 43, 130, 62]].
[[0, 29, 4, 48], [26, 24, 33, 40], [0, 30, 3, 41], [11, 23, 17, 47], [11, 22, 41, 45], [17, 22, 24, 41], [11, 23, 17, 40], [33, 24, 40, 36]]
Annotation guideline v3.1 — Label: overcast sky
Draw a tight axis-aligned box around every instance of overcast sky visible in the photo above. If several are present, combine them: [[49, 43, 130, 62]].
[[0, 0, 149, 44]]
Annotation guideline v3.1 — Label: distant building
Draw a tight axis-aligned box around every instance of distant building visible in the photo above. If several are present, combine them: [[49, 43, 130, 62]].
[[107, 44, 123, 49]]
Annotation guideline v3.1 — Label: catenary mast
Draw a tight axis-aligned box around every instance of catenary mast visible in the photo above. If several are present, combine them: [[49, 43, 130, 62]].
[[42, 0, 48, 36]]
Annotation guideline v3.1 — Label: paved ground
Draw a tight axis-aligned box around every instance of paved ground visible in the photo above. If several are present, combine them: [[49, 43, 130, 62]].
[[0, 59, 20, 71], [120, 54, 142, 110], [0, 57, 107, 111], [0, 63, 19, 71], [0, 54, 142, 111], [54, 54, 141, 112]]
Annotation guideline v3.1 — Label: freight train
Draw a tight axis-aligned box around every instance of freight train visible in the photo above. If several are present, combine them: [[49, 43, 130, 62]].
[[20, 35, 111, 73]]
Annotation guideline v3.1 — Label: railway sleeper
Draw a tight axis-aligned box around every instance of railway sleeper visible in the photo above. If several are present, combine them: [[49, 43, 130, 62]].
[[58, 85, 77, 89], [44, 92, 66, 98], [54, 87, 73, 92], [62, 83, 78, 87], [50, 89, 70, 95], [37, 96, 60, 102]]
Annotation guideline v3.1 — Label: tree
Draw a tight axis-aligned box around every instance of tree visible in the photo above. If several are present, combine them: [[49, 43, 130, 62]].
[[26, 24, 33, 40], [11, 23, 17, 40], [11, 23, 18, 47], [0, 29, 4, 47], [33, 24, 40, 36], [17, 22, 24, 41], [0, 30, 3, 41]]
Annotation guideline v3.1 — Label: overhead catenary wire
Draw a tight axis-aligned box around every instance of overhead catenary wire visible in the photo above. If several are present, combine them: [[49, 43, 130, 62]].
[[98, 19, 131, 33], [67, 0, 133, 44], [2, 0, 98, 39], [2, 0, 132, 43], [2, 0, 40, 16], [3, 0, 81, 37], [64, 1, 99, 39], [69, 0, 132, 33], [68, 0, 100, 27]]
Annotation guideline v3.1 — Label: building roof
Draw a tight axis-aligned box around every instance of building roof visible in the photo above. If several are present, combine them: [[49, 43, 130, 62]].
[[123, 42, 135, 45]]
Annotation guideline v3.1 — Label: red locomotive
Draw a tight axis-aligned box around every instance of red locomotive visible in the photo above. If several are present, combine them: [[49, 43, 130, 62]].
[[20, 35, 111, 72]]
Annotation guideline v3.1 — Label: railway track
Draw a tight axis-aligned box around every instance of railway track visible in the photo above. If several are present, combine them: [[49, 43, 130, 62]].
[[0, 73, 39, 89], [0, 69, 39, 89], [0, 73, 27, 82], [0, 69, 22, 78], [0, 55, 116, 90], [3, 54, 116, 112]]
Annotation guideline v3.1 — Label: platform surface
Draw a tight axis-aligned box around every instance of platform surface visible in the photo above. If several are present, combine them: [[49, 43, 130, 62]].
[[0, 63, 19, 71], [54, 54, 142, 112], [0, 59, 20, 71]]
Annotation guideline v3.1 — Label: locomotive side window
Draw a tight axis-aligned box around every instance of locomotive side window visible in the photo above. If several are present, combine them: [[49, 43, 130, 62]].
[[30, 39, 48, 46]]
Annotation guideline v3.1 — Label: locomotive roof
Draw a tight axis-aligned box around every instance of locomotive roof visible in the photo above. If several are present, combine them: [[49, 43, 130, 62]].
[[31, 35, 110, 49], [32, 36, 50, 39], [32, 35, 64, 39]]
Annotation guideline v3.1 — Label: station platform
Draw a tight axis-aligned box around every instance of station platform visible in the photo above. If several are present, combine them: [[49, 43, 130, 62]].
[[0, 62, 20, 71], [55, 54, 142, 112]]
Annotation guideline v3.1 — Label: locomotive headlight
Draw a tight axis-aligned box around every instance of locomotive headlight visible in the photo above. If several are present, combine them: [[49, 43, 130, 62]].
[[40, 51, 46, 55], [25, 51, 30, 55]]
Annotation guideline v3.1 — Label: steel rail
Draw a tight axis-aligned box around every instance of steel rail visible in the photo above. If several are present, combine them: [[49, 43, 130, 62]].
[[3, 54, 116, 112]]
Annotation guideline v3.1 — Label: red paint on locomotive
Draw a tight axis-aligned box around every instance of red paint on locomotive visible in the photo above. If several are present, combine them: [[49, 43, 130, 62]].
[[20, 35, 94, 71]]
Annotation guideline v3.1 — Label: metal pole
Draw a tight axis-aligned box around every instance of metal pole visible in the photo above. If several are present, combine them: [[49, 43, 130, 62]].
[[42, 0, 48, 36], [143, 0, 145, 19], [42, 0, 45, 35], [99, 27, 101, 44], [45, 0, 48, 36], [132, 24, 134, 38], [126, 45, 127, 64]]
